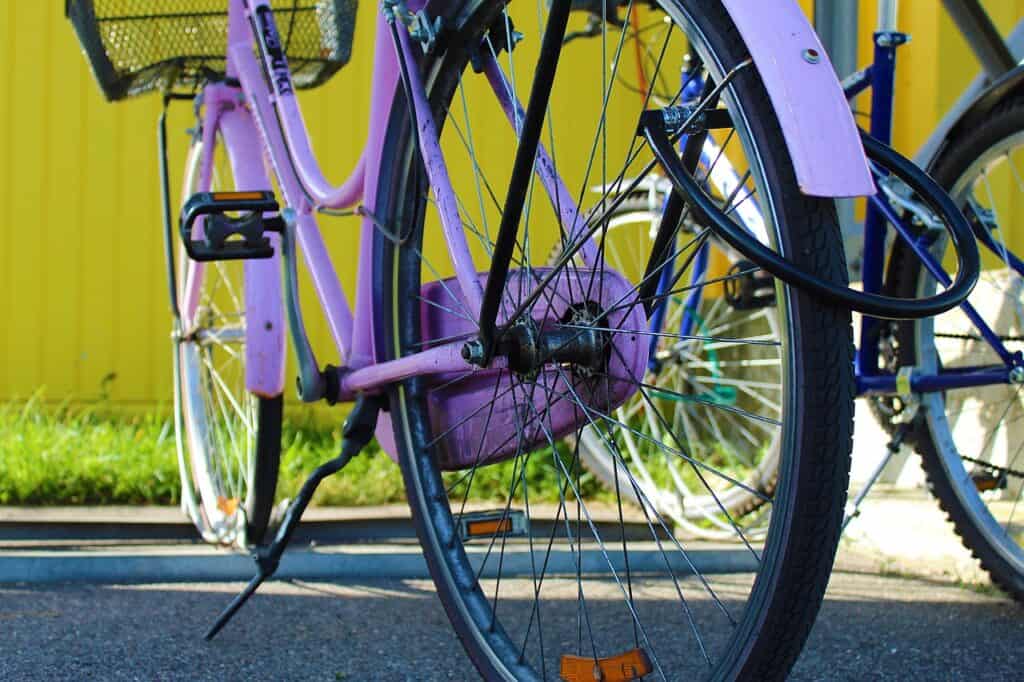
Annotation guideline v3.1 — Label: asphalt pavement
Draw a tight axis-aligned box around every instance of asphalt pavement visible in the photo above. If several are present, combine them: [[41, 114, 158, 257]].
[[3, 439, 1022, 680], [0, 568, 1019, 681]]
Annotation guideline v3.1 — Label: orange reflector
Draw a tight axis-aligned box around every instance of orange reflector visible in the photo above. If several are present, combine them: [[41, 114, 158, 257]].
[[465, 518, 513, 537], [457, 510, 527, 542], [211, 191, 266, 201], [560, 648, 652, 682], [217, 496, 240, 515]]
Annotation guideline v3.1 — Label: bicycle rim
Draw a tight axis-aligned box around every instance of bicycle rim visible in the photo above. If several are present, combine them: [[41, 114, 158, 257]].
[[910, 121, 1024, 594], [374, 0, 853, 677]]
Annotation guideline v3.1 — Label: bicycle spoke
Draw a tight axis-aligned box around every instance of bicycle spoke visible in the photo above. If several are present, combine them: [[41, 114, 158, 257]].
[[525, 371, 672, 677], [540, 369, 774, 503], [546, 366, 733, 647]]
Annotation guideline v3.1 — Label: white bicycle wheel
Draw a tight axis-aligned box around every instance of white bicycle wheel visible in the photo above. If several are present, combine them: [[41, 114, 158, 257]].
[[172, 140, 282, 547]]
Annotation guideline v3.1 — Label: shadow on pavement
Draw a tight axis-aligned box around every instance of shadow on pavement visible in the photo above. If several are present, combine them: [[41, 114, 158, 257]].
[[0, 570, 1019, 680]]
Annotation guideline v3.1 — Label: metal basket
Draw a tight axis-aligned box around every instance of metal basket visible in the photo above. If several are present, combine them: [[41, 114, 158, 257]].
[[66, 1, 358, 101]]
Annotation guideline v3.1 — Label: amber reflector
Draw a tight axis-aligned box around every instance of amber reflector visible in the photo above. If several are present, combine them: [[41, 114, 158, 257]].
[[465, 518, 513, 537], [211, 191, 266, 201], [216, 496, 240, 515], [560, 648, 652, 682]]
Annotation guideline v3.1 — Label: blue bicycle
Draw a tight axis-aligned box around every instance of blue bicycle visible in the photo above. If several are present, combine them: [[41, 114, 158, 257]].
[[570, 0, 1024, 600]]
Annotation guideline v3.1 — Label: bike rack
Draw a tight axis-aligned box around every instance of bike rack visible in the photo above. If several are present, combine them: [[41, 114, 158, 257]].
[[639, 110, 981, 320]]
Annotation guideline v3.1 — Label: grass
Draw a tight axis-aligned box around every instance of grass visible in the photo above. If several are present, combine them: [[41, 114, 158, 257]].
[[0, 397, 608, 507], [1, 397, 183, 506]]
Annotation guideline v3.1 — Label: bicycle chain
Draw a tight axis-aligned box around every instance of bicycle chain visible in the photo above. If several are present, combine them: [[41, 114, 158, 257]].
[[959, 454, 1024, 480], [934, 332, 1024, 343], [928, 330, 1024, 480]]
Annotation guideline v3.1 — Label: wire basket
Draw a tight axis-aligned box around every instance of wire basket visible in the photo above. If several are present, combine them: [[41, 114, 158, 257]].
[[67, 1, 358, 101]]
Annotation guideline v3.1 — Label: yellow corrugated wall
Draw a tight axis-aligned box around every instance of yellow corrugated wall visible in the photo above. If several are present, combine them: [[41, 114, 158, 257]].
[[0, 1, 1020, 404]]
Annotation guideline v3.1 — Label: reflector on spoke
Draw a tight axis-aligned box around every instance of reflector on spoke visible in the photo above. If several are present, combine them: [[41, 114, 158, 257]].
[[559, 648, 652, 682], [217, 496, 240, 516]]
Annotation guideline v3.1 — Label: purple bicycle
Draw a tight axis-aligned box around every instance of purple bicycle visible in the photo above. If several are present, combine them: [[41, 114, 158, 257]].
[[67, 0, 978, 678]]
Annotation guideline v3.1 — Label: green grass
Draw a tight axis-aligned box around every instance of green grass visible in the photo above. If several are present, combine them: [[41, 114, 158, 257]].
[[0, 397, 182, 505], [0, 397, 608, 507]]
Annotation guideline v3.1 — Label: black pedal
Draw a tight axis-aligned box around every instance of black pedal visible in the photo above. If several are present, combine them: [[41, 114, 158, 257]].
[[724, 260, 776, 311], [180, 191, 284, 262]]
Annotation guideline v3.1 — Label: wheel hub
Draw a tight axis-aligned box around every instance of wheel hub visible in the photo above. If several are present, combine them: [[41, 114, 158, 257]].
[[481, 303, 610, 380], [377, 267, 649, 470]]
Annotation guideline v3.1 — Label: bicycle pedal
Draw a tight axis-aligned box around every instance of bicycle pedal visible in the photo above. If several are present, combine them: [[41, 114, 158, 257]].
[[972, 472, 1005, 493], [457, 510, 528, 542], [180, 191, 284, 262]]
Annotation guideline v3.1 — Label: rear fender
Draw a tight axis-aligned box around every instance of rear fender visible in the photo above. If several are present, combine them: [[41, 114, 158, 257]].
[[722, 0, 875, 198]]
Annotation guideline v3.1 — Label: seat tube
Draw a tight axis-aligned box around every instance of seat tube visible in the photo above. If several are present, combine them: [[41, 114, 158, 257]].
[[871, 0, 899, 145], [226, 0, 248, 77], [857, 0, 904, 379], [218, 96, 288, 398]]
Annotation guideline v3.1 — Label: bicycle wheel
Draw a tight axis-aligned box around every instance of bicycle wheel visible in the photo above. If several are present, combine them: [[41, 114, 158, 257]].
[[173, 139, 282, 547], [374, 0, 854, 677], [559, 183, 782, 541], [884, 97, 1024, 600]]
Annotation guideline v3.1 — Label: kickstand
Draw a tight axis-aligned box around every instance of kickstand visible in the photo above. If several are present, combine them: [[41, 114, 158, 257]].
[[840, 418, 913, 536], [204, 394, 383, 640]]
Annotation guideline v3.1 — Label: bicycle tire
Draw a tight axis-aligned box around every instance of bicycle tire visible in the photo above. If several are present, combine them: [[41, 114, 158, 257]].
[[173, 140, 282, 547], [373, 0, 854, 677], [883, 97, 1024, 601]]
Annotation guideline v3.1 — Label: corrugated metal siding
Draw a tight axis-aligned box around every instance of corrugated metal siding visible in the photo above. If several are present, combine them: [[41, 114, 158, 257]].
[[1, 1, 381, 403], [0, 1, 1020, 404]]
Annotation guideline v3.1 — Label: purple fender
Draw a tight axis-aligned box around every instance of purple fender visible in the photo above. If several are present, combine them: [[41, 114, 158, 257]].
[[721, 0, 875, 198], [217, 97, 287, 399]]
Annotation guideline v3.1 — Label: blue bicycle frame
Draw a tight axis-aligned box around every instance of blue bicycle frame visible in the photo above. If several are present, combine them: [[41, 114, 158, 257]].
[[847, 9, 1023, 396], [649, 3, 1024, 400]]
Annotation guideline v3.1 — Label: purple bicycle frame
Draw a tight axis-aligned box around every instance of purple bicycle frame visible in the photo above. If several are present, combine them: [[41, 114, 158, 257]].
[[181, 0, 873, 406]]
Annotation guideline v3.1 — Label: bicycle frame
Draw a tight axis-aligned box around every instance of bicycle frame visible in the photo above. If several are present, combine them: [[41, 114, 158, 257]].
[[186, 0, 480, 402], [180, 0, 878, 408], [849, 0, 1024, 395]]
